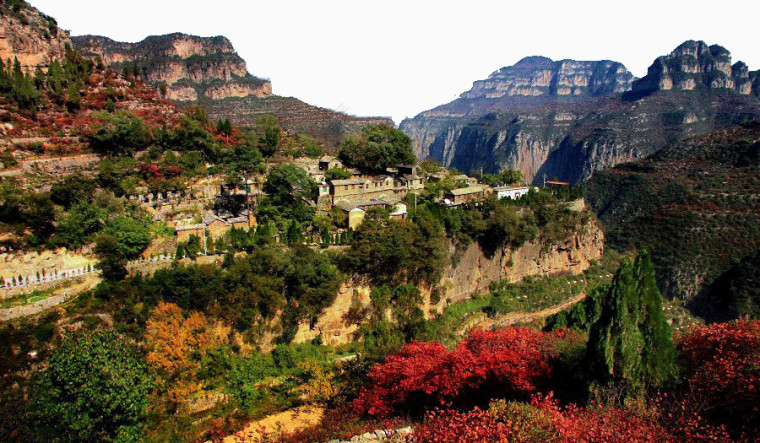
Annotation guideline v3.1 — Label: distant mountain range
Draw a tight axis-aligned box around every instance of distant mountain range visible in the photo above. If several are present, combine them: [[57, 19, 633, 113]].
[[400, 41, 760, 184]]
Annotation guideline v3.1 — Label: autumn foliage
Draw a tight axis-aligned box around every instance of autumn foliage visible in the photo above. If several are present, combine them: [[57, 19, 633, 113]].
[[353, 328, 567, 417], [411, 394, 732, 443], [676, 319, 760, 436], [145, 302, 232, 411]]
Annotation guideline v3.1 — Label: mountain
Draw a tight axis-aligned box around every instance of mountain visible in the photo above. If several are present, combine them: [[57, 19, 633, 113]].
[[400, 42, 760, 184], [585, 121, 760, 316], [0, 0, 71, 71], [72, 33, 272, 102], [73, 33, 391, 146]]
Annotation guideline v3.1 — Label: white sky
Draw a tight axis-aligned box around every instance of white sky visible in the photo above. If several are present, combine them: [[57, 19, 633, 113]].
[[27, 0, 760, 124]]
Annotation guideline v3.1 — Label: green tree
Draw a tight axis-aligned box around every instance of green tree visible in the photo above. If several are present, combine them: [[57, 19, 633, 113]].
[[256, 115, 281, 156], [338, 124, 416, 173], [586, 251, 675, 397], [258, 164, 318, 223], [87, 111, 152, 156], [94, 233, 128, 281], [29, 329, 153, 442], [103, 216, 151, 260], [49, 173, 96, 209], [324, 166, 352, 180], [54, 202, 105, 249]]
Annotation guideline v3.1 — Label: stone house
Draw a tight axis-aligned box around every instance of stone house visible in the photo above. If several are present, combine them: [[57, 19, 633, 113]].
[[444, 185, 492, 206]]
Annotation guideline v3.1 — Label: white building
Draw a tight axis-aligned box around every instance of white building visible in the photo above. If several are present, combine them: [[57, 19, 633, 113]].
[[494, 185, 531, 200]]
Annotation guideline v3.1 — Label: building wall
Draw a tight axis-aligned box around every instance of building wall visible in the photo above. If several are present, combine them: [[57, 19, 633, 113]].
[[348, 209, 366, 230]]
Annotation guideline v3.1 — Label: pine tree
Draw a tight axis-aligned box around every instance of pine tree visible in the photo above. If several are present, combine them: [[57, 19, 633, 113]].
[[586, 251, 675, 397]]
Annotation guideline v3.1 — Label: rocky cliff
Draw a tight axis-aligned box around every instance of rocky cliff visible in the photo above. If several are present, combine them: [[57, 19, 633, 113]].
[[293, 214, 605, 346], [72, 33, 272, 102], [400, 42, 760, 185], [462, 56, 633, 100], [73, 32, 390, 145], [632, 41, 755, 95], [0, 1, 71, 72]]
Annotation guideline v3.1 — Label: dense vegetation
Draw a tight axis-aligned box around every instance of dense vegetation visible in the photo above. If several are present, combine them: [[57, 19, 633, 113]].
[[586, 122, 760, 319]]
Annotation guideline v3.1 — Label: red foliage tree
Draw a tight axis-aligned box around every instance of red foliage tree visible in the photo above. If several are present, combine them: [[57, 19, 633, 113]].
[[353, 328, 561, 417], [676, 319, 760, 436]]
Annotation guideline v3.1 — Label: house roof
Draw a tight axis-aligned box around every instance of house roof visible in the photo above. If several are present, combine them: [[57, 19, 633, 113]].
[[494, 186, 530, 192], [335, 198, 389, 211], [448, 185, 487, 196], [331, 178, 370, 186]]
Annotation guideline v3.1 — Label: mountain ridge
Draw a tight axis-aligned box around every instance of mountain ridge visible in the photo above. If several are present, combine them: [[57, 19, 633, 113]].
[[400, 41, 760, 184]]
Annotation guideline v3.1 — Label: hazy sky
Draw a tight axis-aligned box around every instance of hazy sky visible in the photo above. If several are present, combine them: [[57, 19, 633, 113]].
[[27, 0, 759, 124]]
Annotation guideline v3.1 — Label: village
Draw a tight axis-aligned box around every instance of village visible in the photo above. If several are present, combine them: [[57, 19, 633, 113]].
[[158, 155, 533, 239]]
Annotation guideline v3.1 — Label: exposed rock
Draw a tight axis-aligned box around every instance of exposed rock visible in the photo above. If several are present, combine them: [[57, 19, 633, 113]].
[[72, 33, 272, 101], [73, 33, 391, 145], [0, 1, 71, 72], [632, 41, 754, 95], [293, 210, 604, 347], [462, 56, 633, 100], [400, 41, 760, 184]]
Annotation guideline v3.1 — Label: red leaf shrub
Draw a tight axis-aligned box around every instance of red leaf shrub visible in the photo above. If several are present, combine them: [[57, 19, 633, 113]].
[[353, 328, 562, 417], [411, 395, 724, 443], [676, 319, 760, 435]]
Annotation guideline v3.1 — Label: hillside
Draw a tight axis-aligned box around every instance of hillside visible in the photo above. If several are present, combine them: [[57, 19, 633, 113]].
[[585, 121, 760, 317], [400, 41, 760, 184], [0, 0, 70, 72], [73, 33, 392, 146]]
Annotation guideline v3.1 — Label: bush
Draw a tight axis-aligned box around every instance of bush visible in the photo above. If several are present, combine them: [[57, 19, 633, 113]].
[[353, 328, 563, 417]]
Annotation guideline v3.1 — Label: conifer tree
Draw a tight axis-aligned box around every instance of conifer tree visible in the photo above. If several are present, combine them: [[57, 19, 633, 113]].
[[586, 251, 675, 397], [634, 250, 676, 386]]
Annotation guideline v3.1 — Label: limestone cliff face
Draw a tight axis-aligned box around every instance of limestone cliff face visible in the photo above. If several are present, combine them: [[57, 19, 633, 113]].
[[73, 32, 387, 145], [462, 56, 633, 100], [401, 41, 760, 185], [72, 33, 272, 101], [293, 214, 605, 347], [0, 1, 71, 72], [632, 41, 754, 95]]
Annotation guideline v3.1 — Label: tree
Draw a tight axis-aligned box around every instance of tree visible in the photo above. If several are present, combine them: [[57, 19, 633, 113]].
[[54, 202, 105, 249], [29, 329, 153, 442], [94, 233, 128, 281], [338, 124, 416, 173], [324, 166, 352, 180], [145, 302, 230, 412], [49, 173, 96, 209], [103, 216, 151, 260], [256, 115, 281, 156], [259, 164, 318, 223], [87, 111, 152, 156], [586, 251, 675, 397]]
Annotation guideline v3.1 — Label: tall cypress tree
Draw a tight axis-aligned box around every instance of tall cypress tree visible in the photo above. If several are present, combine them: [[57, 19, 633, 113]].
[[635, 250, 676, 387], [586, 251, 675, 397]]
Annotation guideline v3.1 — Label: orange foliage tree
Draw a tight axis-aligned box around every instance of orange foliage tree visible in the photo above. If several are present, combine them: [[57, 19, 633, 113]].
[[145, 301, 230, 412]]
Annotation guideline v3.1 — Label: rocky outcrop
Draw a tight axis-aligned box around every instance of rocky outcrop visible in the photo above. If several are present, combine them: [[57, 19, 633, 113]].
[[0, 1, 71, 72], [72, 33, 272, 101], [401, 41, 760, 185], [462, 56, 633, 100], [294, 211, 604, 346], [633, 41, 754, 95], [73, 32, 390, 145]]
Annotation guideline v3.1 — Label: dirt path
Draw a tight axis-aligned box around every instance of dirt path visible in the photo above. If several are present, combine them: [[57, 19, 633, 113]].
[[473, 293, 587, 330], [225, 405, 325, 443]]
